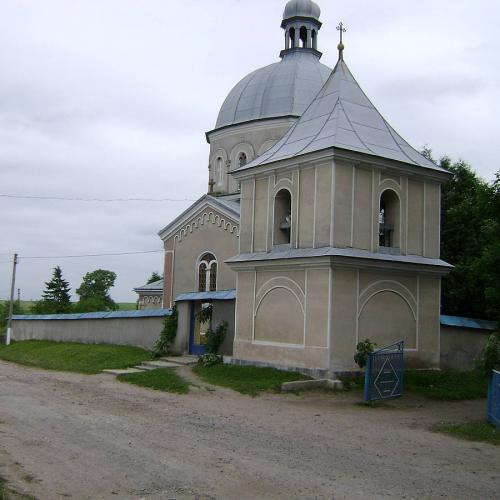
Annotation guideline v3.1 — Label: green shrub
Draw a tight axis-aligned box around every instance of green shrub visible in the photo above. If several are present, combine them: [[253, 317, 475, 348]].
[[354, 339, 376, 369], [152, 306, 178, 358], [206, 321, 228, 355], [476, 332, 500, 376], [198, 353, 223, 367]]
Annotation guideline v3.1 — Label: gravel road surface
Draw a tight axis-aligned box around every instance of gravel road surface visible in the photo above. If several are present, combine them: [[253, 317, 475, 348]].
[[0, 361, 498, 499]]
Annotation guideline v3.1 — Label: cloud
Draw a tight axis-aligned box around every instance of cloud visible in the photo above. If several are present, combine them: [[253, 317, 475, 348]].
[[0, 0, 498, 301]]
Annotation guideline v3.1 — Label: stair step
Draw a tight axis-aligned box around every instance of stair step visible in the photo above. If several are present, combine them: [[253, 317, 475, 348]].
[[142, 360, 182, 369], [102, 368, 145, 375], [159, 356, 198, 366]]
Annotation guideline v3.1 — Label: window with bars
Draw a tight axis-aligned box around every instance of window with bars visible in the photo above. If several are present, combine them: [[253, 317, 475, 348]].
[[198, 253, 217, 292]]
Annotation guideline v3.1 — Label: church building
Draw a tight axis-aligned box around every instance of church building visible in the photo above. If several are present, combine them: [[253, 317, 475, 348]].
[[136, 0, 452, 374]]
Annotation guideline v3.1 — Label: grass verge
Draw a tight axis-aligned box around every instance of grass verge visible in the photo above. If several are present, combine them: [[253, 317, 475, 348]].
[[434, 421, 500, 446], [0, 340, 149, 374], [192, 364, 311, 396], [404, 370, 488, 400], [118, 368, 189, 394], [341, 370, 489, 400]]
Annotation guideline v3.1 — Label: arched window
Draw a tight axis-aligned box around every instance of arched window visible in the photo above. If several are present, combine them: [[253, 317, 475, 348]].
[[274, 189, 292, 245], [216, 157, 223, 185], [311, 30, 317, 49], [289, 27, 296, 48], [238, 152, 247, 168], [379, 190, 400, 249], [299, 26, 308, 48], [198, 253, 217, 292]]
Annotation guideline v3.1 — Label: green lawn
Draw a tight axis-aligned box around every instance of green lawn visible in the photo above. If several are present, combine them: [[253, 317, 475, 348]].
[[404, 370, 488, 400], [118, 368, 190, 394], [434, 421, 500, 446], [0, 341, 149, 374], [341, 370, 489, 401], [192, 364, 311, 396]]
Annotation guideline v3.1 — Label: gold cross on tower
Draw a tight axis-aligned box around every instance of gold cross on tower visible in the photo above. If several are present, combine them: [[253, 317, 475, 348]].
[[336, 22, 347, 61]]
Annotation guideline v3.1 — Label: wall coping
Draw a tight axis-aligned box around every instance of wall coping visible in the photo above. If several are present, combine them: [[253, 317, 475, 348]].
[[440, 315, 497, 332], [12, 308, 172, 321]]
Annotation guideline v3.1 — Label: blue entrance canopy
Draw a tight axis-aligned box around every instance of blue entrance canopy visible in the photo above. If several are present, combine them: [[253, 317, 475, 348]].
[[174, 289, 236, 302]]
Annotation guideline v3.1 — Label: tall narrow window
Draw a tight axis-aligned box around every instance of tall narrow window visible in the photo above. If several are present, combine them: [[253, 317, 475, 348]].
[[299, 26, 308, 48], [209, 262, 217, 291], [217, 157, 223, 185], [379, 190, 400, 249], [274, 189, 292, 245], [198, 262, 207, 292], [289, 27, 296, 48], [198, 253, 217, 292]]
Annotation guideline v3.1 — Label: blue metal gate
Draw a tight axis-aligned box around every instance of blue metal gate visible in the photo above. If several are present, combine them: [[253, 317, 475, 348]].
[[487, 370, 500, 427], [364, 341, 404, 402]]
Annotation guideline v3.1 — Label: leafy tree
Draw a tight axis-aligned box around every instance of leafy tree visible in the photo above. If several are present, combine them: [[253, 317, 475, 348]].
[[0, 301, 24, 333], [32, 266, 72, 314], [76, 269, 118, 311], [147, 272, 163, 285], [435, 151, 500, 321]]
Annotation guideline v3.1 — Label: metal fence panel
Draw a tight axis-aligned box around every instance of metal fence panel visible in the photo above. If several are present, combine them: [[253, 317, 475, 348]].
[[364, 341, 404, 402], [487, 370, 500, 427]]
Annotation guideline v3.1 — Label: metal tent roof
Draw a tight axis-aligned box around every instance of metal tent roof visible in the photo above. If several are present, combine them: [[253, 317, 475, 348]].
[[239, 59, 448, 173], [133, 279, 164, 293]]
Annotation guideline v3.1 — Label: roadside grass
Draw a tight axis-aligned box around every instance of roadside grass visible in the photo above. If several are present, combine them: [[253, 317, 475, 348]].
[[118, 368, 190, 394], [341, 370, 489, 401], [192, 364, 312, 396], [434, 421, 500, 446], [404, 370, 488, 400], [0, 340, 149, 374]]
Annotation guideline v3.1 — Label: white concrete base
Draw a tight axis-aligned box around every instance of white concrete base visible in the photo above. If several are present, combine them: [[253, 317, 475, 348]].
[[103, 368, 145, 375], [281, 379, 344, 392]]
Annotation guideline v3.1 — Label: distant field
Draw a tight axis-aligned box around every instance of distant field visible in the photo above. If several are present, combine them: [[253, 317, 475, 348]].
[[0, 301, 137, 313]]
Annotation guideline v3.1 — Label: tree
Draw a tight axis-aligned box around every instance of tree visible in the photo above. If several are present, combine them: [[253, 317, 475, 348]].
[[32, 266, 72, 314], [147, 272, 163, 285], [436, 151, 500, 321], [75, 269, 118, 312], [1, 301, 24, 333]]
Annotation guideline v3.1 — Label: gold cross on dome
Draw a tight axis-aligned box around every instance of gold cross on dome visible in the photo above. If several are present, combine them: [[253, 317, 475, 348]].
[[336, 22, 347, 60], [336, 22, 346, 44]]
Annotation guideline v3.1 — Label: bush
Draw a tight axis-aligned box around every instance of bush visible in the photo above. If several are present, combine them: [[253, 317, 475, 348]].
[[206, 321, 228, 355], [197, 353, 223, 367], [354, 339, 376, 369], [152, 306, 178, 358], [477, 332, 500, 376]]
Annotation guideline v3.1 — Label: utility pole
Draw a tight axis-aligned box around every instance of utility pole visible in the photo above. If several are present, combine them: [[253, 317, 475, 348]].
[[6, 253, 19, 346]]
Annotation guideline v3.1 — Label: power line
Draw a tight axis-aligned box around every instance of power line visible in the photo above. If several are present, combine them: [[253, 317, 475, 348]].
[[20, 250, 163, 260], [0, 194, 197, 203]]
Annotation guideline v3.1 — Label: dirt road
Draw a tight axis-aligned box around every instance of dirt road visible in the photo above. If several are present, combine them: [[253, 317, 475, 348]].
[[0, 361, 498, 499]]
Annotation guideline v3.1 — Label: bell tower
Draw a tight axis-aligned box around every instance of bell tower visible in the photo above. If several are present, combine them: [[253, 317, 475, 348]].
[[280, 0, 322, 58]]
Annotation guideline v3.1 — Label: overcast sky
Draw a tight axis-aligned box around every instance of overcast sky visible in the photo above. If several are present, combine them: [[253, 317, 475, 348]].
[[0, 0, 499, 303]]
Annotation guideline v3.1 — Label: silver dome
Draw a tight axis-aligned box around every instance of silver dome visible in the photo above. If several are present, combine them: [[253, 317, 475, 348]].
[[283, 0, 321, 20], [215, 51, 331, 130]]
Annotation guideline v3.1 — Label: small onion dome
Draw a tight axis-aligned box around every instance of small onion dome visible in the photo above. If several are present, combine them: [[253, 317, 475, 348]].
[[283, 0, 321, 21]]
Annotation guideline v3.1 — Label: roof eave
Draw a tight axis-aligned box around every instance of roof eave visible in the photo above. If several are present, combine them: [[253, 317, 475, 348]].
[[158, 195, 240, 241], [232, 146, 452, 183]]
